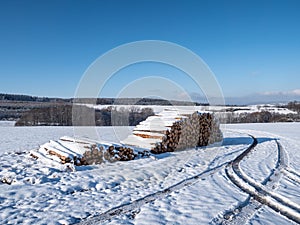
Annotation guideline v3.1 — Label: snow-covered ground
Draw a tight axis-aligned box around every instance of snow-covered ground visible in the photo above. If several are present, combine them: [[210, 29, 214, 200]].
[[0, 121, 15, 127], [0, 122, 300, 224], [82, 103, 297, 115]]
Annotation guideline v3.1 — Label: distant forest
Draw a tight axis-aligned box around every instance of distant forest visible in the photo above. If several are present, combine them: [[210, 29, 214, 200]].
[[15, 105, 154, 126], [219, 110, 300, 123], [0, 93, 203, 105], [1, 93, 300, 125], [0, 93, 203, 122], [219, 101, 300, 123], [0, 93, 71, 103]]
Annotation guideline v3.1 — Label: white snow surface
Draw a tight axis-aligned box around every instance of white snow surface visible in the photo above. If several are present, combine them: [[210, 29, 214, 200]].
[[0, 122, 300, 224], [82, 103, 297, 115]]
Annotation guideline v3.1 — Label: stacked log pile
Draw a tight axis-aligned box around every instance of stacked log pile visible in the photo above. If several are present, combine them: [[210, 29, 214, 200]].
[[122, 109, 222, 154], [80, 145, 135, 165], [29, 137, 136, 167], [29, 109, 222, 167]]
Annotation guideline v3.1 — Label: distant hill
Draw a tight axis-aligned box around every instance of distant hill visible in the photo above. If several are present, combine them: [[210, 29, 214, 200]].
[[0, 93, 203, 105], [0, 93, 204, 121], [1, 93, 299, 124], [0, 93, 71, 103]]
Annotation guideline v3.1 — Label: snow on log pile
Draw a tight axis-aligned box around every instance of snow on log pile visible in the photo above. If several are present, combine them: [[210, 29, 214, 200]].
[[121, 109, 223, 154], [30, 137, 135, 167], [29, 109, 222, 167]]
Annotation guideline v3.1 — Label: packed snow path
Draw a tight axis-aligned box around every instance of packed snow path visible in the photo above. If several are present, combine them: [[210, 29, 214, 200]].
[[214, 136, 300, 224], [76, 134, 298, 225], [75, 159, 230, 225]]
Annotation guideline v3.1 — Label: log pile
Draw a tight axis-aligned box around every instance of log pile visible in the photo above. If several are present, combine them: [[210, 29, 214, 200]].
[[122, 109, 222, 154], [29, 137, 136, 167], [79, 145, 135, 165], [29, 109, 222, 167]]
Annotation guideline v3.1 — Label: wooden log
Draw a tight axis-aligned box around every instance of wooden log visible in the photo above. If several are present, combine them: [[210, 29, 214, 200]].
[[47, 148, 72, 163]]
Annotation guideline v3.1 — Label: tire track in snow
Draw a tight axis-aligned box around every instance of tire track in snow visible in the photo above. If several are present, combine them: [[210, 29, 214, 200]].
[[284, 170, 300, 185], [74, 162, 228, 225], [210, 134, 258, 224], [286, 168, 300, 178], [284, 168, 300, 185], [74, 142, 252, 225], [221, 136, 300, 224], [212, 137, 285, 224]]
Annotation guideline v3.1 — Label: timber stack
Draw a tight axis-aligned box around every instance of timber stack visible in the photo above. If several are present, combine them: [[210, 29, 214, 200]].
[[121, 109, 222, 154], [29, 137, 136, 167], [29, 109, 222, 167]]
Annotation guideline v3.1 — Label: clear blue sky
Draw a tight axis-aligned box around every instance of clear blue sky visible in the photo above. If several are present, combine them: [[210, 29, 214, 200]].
[[1, 0, 300, 104]]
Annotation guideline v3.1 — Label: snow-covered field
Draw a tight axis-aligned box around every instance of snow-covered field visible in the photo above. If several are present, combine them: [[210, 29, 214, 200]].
[[83, 103, 297, 115], [0, 122, 300, 225]]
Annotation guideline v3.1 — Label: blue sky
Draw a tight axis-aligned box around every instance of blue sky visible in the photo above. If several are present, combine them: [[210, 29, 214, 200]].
[[1, 0, 300, 104]]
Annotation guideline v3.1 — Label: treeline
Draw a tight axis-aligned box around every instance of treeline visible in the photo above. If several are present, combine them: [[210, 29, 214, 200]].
[[15, 104, 72, 126], [13, 105, 300, 126], [97, 106, 154, 126], [218, 101, 300, 124], [0, 101, 69, 121], [286, 101, 300, 113], [96, 98, 205, 106], [0, 93, 202, 106], [0, 93, 71, 103], [0, 93, 205, 124], [15, 105, 154, 126], [219, 111, 300, 124], [0, 106, 27, 120], [0, 93, 202, 121]]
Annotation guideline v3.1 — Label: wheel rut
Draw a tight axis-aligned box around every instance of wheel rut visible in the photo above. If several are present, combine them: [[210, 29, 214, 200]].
[[74, 141, 251, 224], [216, 135, 300, 225], [75, 133, 299, 225]]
